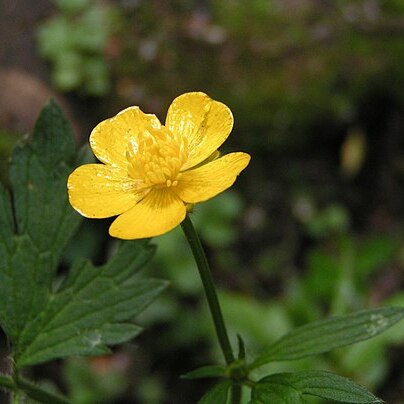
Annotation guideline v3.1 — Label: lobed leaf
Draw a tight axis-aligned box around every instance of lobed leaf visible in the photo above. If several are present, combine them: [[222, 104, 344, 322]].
[[251, 371, 382, 403], [0, 100, 167, 368], [0, 234, 51, 341], [251, 307, 404, 368], [9, 99, 80, 256], [15, 240, 167, 367], [0, 101, 83, 342]]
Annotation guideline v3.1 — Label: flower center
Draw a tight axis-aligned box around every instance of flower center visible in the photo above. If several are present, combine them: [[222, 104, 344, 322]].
[[126, 125, 188, 190]]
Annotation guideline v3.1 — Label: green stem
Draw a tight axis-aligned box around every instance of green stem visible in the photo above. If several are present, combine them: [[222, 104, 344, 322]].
[[231, 383, 242, 404], [0, 373, 70, 404], [181, 214, 235, 365]]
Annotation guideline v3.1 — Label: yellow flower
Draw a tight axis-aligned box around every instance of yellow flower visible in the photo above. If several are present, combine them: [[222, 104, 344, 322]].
[[67, 92, 250, 239]]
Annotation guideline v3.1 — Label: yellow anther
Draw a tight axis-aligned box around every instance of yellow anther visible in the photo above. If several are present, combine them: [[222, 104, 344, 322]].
[[126, 124, 188, 189], [162, 167, 172, 177]]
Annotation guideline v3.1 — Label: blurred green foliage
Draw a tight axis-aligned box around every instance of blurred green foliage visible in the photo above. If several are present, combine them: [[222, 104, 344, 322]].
[[104, 0, 404, 148], [65, 357, 129, 404], [37, 0, 404, 137], [37, 0, 119, 95]]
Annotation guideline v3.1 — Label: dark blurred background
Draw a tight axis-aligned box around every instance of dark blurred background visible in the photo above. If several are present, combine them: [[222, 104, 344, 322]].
[[1, 0, 404, 403]]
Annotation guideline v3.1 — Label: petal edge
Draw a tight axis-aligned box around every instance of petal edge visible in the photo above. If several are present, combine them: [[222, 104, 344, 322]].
[[166, 92, 234, 170], [90, 106, 162, 169], [175, 152, 250, 204], [67, 164, 143, 218], [109, 189, 186, 239]]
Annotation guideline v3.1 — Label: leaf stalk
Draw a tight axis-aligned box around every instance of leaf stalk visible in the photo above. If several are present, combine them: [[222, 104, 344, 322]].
[[0, 373, 70, 404]]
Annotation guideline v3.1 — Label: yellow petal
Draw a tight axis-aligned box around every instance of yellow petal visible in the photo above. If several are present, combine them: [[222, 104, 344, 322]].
[[67, 164, 144, 218], [175, 152, 250, 203], [109, 189, 186, 239], [90, 106, 162, 169], [165, 92, 233, 170]]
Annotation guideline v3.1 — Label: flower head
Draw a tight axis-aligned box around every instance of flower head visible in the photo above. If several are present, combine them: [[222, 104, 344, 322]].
[[67, 92, 250, 239]]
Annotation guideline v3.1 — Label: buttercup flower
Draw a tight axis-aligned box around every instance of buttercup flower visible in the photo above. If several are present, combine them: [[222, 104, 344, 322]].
[[68, 92, 250, 239]]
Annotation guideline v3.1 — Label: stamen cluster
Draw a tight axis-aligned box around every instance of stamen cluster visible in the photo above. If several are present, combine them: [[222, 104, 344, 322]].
[[126, 126, 188, 189]]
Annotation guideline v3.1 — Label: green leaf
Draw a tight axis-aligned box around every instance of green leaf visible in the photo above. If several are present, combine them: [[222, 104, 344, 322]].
[[181, 365, 226, 380], [251, 307, 404, 368], [16, 240, 166, 367], [0, 100, 81, 343], [9, 99, 80, 256], [0, 101, 167, 367], [251, 371, 382, 403], [250, 381, 303, 403], [198, 380, 231, 404], [16, 376, 70, 404]]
